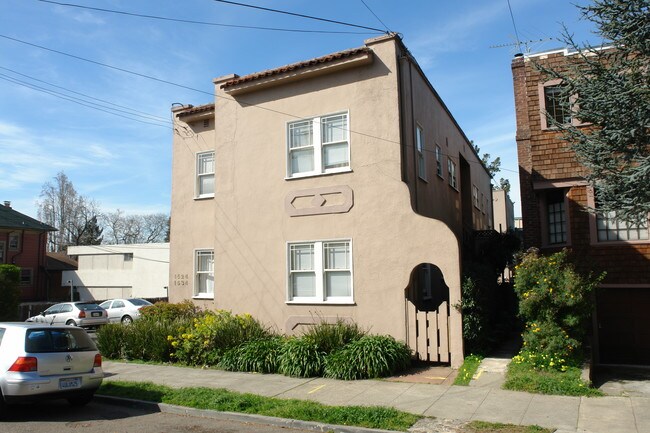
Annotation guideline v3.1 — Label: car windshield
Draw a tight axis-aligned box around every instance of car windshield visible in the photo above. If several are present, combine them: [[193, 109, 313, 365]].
[[76, 303, 102, 311], [25, 328, 97, 353], [129, 299, 152, 306]]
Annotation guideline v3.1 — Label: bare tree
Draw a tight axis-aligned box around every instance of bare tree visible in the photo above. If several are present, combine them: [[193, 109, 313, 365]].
[[37, 172, 100, 252], [102, 210, 169, 244]]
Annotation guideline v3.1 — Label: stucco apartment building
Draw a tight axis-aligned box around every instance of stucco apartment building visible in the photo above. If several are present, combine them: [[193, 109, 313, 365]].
[[512, 48, 650, 365], [170, 34, 493, 366], [65, 244, 170, 302]]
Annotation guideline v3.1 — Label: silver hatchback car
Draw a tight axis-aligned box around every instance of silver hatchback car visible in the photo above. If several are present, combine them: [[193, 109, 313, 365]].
[[28, 302, 109, 329], [0, 323, 104, 417]]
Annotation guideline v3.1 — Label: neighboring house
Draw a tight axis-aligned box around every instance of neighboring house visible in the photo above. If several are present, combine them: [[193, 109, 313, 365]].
[[169, 34, 493, 367], [45, 252, 78, 300], [0, 201, 56, 302], [492, 189, 515, 234], [512, 48, 650, 365], [64, 243, 170, 301]]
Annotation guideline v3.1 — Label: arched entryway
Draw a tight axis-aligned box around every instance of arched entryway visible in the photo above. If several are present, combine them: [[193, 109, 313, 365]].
[[405, 263, 451, 363]]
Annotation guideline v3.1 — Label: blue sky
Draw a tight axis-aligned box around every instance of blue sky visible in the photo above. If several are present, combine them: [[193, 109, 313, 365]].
[[0, 0, 602, 220]]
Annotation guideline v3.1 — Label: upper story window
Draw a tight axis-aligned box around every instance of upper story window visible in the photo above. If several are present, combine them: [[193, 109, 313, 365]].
[[8, 233, 19, 250], [472, 185, 480, 209], [287, 112, 350, 178], [195, 249, 214, 298], [435, 145, 443, 178], [544, 85, 571, 125], [288, 239, 352, 304], [596, 211, 649, 242], [416, 125, 426, 180], [196, 151, 215, 198], [448, 158, 457, 189]]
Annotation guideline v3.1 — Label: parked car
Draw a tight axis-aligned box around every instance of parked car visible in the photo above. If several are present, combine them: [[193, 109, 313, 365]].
[[26, 302, 108, 329], [99, 298, 153, 324], [0, 322, 104, 417]]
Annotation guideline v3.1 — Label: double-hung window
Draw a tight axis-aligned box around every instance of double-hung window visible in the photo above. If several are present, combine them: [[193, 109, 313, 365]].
[[416, 125, 426, 180], [547, 189, 567, 245], [287, 112, 349, 177], [288, 240, 352, 303], [195, 249, 214, 298], [448, 158, 457, 189], [435, 145, 443, 177], [196, 151, 215, 198]]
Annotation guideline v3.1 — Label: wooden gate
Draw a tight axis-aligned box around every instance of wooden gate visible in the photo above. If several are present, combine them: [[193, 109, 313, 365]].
[[405, 299, 451, 363]]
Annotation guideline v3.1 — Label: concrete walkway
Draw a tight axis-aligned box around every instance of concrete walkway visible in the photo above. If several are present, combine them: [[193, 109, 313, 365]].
[[102, 361, 649, 433]]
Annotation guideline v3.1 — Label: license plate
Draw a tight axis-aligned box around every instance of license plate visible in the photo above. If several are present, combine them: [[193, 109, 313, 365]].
[[59, 377, 81, 390], [91, 312, 101, 317]]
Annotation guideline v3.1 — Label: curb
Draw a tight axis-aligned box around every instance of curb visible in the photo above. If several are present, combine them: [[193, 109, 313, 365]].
[[94, 394, 403, 433]]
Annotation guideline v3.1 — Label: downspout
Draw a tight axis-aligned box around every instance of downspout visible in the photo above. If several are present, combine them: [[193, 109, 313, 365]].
[[408, 57, 419, 214], [396, 48, 407, 183]]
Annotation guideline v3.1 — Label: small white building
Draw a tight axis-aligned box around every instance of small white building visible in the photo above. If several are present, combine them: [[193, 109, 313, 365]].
[[492, 189, 515, 233], [64, 244, 169, 301]]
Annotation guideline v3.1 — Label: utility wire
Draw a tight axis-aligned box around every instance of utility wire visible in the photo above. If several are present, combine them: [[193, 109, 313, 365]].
[[359, 0, 391, 33], [0, 65, 170, 123], [36, 0, 375, 35], [212, 0, 387, 33], [0, 34, 516, 174], [506, 0, 523, 53]]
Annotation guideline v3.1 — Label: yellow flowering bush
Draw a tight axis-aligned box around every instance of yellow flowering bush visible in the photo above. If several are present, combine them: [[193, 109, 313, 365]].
[[513, 249, 604, 368], [169, 310, 272, 366]]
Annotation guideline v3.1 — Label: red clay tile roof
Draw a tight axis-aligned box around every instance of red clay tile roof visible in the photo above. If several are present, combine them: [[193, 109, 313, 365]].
[[221, 47, 371, 89], [177, 103, 215, 118]]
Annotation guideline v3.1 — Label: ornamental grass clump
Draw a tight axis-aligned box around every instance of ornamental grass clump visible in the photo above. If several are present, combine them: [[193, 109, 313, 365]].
[[219, 336, 285, 374], [302, 318, 367, 354], [513, 249, 604, 369], [324, 335, 411, 380], [278, 337, 325, 377]]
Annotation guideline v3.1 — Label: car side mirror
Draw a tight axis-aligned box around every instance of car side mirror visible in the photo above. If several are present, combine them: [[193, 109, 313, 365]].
[[40, 312, 46, 316]]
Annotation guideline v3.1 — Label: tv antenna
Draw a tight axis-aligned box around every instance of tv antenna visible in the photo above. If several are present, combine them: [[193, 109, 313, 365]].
[[490, 37, 555, 55]]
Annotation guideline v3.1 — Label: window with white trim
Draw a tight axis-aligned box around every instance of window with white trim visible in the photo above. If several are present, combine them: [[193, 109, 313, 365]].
[[596, 211, 649, 242], [196, 151, 215, 198], [195, 249, 214, 297], [287, 112, 349, 177], [472, 185, 480, 209], [288, 240, 352, 303], [448, 158, 457, 189], [416, 125, 426, 180], [435, 145, 443, 177], [8, 233, 19, 250]]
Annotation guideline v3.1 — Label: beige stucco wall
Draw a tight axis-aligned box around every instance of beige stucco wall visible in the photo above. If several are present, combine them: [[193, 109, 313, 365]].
[[169, 35, 484, 366]]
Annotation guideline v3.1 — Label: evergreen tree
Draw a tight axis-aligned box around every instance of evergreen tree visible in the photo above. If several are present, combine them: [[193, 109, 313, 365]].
[[78, 215, 103, 246], [540, 0, 649, 223]]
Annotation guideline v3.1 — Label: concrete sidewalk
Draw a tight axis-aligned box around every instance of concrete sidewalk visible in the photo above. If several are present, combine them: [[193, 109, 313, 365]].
[[102, 361, 649, 433]]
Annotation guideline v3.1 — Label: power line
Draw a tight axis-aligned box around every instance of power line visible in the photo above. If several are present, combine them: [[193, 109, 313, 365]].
[[506, 0, 523, 53], [359, 0, 391, 33], [212, 0, 387, 33], [0, 34, 517, 173], [36, 0, 374, 35]]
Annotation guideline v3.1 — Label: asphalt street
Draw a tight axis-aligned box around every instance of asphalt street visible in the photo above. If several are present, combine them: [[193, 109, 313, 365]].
[[0, 399, 317, 433]]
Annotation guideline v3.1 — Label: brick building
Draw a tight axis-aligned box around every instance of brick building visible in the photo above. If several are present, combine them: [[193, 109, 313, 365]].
[[512, 48, 650, 366]]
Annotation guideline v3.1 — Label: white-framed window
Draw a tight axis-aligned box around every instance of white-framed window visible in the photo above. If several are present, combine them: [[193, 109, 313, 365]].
[[472, 185, 480, 209], [196, 151, 215, 198], [435, 145, 443, 178], [194, 249, 214, 298], [8, 233, 19, 250], [288, 239, 352, 303], [287, 112, 350, 178], [596, 211, 649, 242], [448, 158, 457, 189], [416, 125, 426, 180]]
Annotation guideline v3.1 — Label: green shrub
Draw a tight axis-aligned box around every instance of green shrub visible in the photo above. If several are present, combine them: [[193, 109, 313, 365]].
[[219, 337, 285, 373], [453, 354, 483, 386], [302, 318, 366, 354], [96, 323, 128, 358], [140, 300, 202, 322], [278, 337, 325, 377], [169, 310, 272, 366], [513, 249, 604, 368], [324, 335, 411, 380], [0, 265, 20, 321]]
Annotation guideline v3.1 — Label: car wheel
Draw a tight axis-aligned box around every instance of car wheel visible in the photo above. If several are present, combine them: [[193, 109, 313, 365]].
[[67, 392, 94, 407], [66, 319, 77, 326], [121, 315, 133, 325]]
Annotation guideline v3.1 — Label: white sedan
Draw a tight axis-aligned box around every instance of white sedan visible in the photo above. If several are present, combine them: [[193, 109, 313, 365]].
[[98, 298, 153, 324]]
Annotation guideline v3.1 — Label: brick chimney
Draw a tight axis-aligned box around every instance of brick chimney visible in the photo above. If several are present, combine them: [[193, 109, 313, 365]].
[[3, 201, 10, 208]]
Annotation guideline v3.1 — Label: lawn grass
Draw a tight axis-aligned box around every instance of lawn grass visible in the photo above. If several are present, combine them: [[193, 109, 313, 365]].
[[466, 421, 552, 433], [454, 354, 484, 386], [503, 361, 602, 397], [98, 381, 420, 431]]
